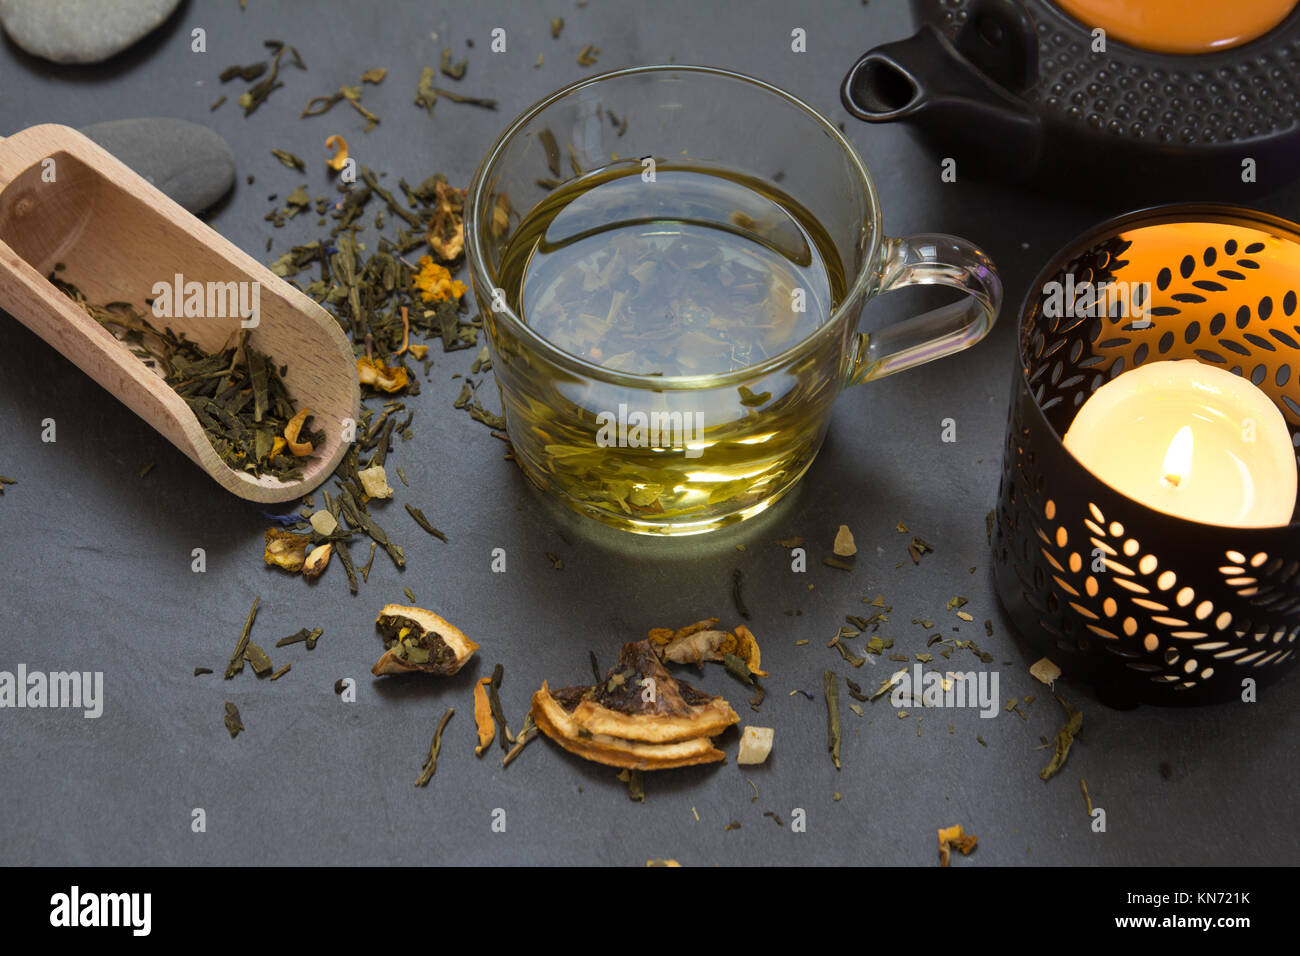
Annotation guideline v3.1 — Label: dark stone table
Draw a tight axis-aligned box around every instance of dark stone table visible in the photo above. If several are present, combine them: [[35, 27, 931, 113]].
[[2, 0, 1296, 866]]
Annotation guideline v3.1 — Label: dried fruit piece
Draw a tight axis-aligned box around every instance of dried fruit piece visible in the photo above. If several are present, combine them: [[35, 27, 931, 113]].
[[264, 528, 310, 571], [358, 464, 394, 499], [302, 543, 332, 578], [531, 639, 739, 770], [736, 726, 774, 765], [833, 524, 856, 557], [1030, 657, 1062, 686], [372, 605, 479, 676], [309, 510, 338, 536], [649, 619, 767, 676], [938, 824, 979, 866]]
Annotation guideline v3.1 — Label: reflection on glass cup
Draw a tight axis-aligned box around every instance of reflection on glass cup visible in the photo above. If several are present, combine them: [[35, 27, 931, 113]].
[[467, 66, 1002, 535]]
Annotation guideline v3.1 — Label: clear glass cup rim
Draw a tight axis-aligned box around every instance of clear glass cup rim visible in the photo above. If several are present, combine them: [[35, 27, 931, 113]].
[[465, 63, 884, 391]]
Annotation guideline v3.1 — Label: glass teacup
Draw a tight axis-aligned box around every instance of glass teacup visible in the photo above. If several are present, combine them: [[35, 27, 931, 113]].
[[466, 65, 1001, 535]]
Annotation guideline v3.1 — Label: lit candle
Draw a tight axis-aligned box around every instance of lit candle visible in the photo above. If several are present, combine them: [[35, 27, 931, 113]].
[[1063, 360, 1297, 527]]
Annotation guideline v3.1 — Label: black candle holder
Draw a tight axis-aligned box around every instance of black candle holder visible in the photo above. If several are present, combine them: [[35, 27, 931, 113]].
[[992, 204, 1300, 707]]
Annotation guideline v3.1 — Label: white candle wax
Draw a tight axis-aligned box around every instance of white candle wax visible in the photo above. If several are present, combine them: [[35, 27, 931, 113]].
[[1062, 359, 1298, 527]]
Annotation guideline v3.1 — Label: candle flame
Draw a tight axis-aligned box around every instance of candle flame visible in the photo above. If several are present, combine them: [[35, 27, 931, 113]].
[[1161, 425, 1194, 488]]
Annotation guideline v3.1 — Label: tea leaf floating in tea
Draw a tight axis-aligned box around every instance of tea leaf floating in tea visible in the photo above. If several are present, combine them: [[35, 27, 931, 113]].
[[372, 605, 478, 677], [530, 639, 739, 770], [415, 708, 454, 787]]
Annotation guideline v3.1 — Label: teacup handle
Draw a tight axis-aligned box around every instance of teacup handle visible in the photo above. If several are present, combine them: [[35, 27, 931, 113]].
[[846, 233, 1001, 384]]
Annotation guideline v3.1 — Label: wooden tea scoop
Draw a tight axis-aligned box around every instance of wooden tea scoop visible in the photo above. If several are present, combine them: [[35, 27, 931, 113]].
[[0, 125, 359, 503]]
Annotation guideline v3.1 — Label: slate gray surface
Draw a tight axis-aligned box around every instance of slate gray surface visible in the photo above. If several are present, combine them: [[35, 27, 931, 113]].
[[1, 0, 1298, 867]]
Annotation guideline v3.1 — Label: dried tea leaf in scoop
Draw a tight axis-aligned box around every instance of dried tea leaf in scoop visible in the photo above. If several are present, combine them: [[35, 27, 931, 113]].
[[372, 605, 479, 676], [531, 639, 739, 770]]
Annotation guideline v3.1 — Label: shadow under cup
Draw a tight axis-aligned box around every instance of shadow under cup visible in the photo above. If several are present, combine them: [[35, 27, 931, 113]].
[[466, 65, 1001, 535]]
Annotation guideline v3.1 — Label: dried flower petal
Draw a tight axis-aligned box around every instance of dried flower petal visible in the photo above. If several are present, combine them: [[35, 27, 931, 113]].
[[413, 255, 467, 303], [426, 182, 466, 261], [325, 134, 349, 171], [356, 356, 410, 393]]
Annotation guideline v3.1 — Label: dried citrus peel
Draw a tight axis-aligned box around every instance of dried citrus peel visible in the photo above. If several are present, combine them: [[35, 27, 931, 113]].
[[530, 639, 739, 771], [372, 605, 479, 677], [649, 619, 767, 677], [474, 677, 495, 756], [283, 407, 314, 456]]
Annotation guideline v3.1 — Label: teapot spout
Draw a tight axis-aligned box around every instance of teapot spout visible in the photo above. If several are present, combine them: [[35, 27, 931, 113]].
[[841, 4, 1043, 175]]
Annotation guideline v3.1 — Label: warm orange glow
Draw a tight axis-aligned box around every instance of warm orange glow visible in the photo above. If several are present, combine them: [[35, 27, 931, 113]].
[[1161, 426, 1194, 488]]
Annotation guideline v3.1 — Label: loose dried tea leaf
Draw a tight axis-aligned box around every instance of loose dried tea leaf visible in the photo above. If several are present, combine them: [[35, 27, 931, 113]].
[[415, 707, 454, 787], [275, 627, 323, 649], [405, 504, 448, 541], [487, 663, 513, 752], [237, 40, 306, 116], [271, 148, 306, 172], [474, 677, 495, 756], [1081, 777, 1093, 815], [723, 652, 754, 686], [439, 46, 467, 80], [225, 596, 261, 679], [360, 67, 387, 84], [503, 715, 539, 768], [824, 670, 841, 770], [833, 524, 857, 556], [270, 663, 291, 681], [844, 678, 868, 702], [775, 536, 804, 548], [244, 642, 273, 677], [1041, 696, 1083, 781], [53, 280, 318, 481], [618, 768, 646, 802], [724, 820, 741, 832], [194, 667, 213, 677], [223, 701, 244, 738], [823, 555, 855, 571], [220, 62, 266, 82], [730, 568, 751, 620], [531, 639, 739, 770], [550, 16, 564, 38], [372, 605, 479, 676], [576, 43, 599, 66], [736, 726, 774, 765]]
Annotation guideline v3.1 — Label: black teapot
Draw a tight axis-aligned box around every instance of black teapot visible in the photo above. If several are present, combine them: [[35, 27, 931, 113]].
[[841, 0, 1300, 199]]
